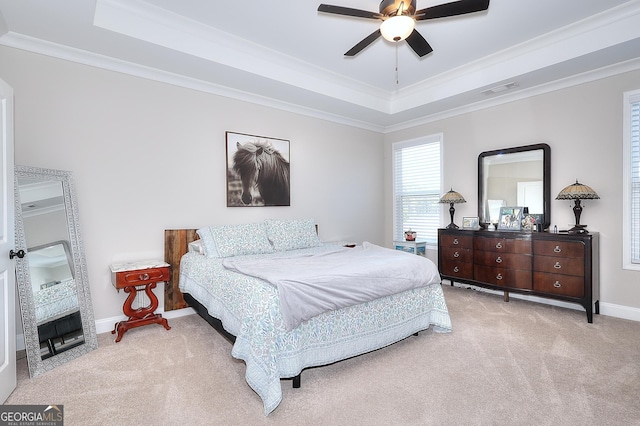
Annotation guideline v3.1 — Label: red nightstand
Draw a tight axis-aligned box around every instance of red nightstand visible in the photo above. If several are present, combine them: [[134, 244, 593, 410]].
[[110, 260, 171, 342]]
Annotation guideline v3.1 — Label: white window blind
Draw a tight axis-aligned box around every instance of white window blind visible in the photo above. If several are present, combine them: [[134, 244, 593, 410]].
[[624, 89, 640, 269], [393, 135, 442, 246]]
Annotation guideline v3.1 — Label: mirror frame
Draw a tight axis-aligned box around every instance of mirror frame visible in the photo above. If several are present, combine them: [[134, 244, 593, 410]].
[[478, 143, 551, 230], [14, 165, 97, 377]]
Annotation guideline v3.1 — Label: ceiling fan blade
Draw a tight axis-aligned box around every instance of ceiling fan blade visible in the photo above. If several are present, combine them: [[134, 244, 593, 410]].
[[318, 4, 382, 20], [345, 29, 382, 56], [414, 0, 489, 21], [405, 30, 433, 57]]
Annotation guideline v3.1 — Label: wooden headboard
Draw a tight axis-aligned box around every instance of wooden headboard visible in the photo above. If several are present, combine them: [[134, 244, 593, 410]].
[[164, 229, 198, 311]]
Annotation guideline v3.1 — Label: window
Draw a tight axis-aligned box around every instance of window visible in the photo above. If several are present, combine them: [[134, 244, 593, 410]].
[[623, 89, 640, 270], [393, 134, 442, 246]]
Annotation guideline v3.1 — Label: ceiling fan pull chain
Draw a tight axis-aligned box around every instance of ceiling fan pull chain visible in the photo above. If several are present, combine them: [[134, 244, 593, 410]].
[[395, 43, 399, 85]]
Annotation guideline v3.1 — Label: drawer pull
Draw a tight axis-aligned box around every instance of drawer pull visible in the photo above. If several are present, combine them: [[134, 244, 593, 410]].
[[554, 246, 562, 253], [453, 238, 459, 245], [495, 256, 502, 264], [453, 251, 460, 258], [453, 266, 459, 273], [139, 273, 150, 281], [495, 242, 502, 249], [554, 262, 562, 269], [553, 281, 561, 288], [496, 273, 503, 280]]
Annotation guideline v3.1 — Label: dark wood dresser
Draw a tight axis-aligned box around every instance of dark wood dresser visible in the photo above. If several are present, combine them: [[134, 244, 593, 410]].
[[438, 228, 599, 323]]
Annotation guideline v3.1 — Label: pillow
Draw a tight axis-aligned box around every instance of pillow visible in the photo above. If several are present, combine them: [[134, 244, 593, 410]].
[[210, 222, 274, 257], [188, 239, 205, 255], [265, 218, 321, 251], [196, 227, 219, 258]]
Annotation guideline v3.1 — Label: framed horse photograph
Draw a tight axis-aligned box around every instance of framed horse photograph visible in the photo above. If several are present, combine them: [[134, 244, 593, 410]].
[[226, 131, 290, 207]]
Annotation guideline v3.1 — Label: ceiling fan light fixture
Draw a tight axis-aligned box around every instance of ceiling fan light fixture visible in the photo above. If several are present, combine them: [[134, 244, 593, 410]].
[[380, 15, 415, 42]]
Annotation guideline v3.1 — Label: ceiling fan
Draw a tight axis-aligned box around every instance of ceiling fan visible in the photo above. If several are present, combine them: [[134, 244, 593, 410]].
[[318, 0, 490, 57]]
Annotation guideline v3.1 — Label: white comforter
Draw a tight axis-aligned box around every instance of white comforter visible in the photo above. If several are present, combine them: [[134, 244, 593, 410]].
[[222, 241, 441, 331]]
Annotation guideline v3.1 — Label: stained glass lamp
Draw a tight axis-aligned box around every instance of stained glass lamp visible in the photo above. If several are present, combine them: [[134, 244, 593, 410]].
[[555, 180, 600, 234]]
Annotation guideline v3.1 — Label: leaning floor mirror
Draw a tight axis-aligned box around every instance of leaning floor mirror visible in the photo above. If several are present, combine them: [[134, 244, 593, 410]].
[[14, 165, 97, 377]]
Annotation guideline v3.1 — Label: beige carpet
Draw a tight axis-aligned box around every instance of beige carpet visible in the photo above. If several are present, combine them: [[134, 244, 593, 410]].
[[6, 284, 640, 425]]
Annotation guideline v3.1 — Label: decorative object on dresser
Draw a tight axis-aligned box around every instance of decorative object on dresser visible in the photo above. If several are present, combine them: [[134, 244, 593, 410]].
[[439, 188, 466, 229], [110, 260, 171, 342], [497, 206, 523, 231], [555, 180, 600, 234], [462, 217, 480, 230], [438, 228, 599, 323]]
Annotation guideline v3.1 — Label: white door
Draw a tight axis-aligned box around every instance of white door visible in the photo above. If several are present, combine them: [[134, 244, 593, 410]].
[[0, 77, 16, 403]]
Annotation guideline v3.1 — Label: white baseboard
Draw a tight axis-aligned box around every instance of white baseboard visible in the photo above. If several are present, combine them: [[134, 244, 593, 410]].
[[598, 302, 640, 322], [448, 282, 640, 322], [94, 307, 196, 335], [16, 308, 196, 350]]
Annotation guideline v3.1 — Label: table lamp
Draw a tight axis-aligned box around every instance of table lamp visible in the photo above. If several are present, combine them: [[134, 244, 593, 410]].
[[555, 180, 600, 234], [439, 188, 466, 229]]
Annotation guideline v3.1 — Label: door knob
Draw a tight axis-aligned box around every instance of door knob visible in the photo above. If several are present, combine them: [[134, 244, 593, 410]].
[[9, 249, 26, 259]]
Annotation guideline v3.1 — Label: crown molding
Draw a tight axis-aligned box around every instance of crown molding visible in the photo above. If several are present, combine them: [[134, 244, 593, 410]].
[[391, 0, 640, 113], [93, 0, 391, 112], [0, 31, 387, 132], [384, 56, 640, 133], [3, 29, 639, 134]]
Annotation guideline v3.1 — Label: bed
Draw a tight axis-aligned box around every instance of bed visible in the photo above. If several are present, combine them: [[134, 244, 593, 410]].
[[165, 219, 452, 415]]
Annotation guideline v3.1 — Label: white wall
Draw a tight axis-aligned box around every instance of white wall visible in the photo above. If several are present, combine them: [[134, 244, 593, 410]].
[[0, 46, 385, 326], [3, 43, 639, 328], [384, 69, 640, 317]]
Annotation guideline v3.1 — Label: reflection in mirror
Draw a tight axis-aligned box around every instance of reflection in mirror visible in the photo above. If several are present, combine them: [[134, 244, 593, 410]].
[[29, 241, 81, 359], [15, 166, 97, 376], [28, 241, 74, 292], [478, 144, 551, 229]]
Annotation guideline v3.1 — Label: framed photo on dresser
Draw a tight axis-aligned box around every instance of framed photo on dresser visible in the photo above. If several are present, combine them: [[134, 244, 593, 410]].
[[498, 207, 523, 231], [462, 217, 480, 229]]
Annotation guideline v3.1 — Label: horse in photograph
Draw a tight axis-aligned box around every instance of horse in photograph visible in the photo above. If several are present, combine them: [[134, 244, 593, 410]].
[[233, 141, 290, 206]]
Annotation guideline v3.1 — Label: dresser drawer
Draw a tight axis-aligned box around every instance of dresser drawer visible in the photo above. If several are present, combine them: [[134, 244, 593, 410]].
[[533, 272, 584, 298], [113, 266, 170, 289], [440, 260, 474, 279], [440, 246, 473, 263], [533, 240, 584, 258], [474, 237, 531, 254], [474, 265, 532, 289], [533, 256, 584, 277], [474, 252, 532, 270], [439, 234, 473, 249]]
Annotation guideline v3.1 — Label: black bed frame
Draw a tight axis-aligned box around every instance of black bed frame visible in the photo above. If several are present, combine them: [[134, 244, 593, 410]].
[[183, 292, 302, 388]]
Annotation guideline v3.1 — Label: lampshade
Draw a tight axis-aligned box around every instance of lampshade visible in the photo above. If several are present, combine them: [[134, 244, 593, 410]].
[[555, 180, 600, 200], [439, 189, 467, 204], [380, 15, 415, 42]]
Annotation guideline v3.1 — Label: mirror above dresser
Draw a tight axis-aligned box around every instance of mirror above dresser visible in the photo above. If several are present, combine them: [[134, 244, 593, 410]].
[[478, 143, 551, 230]]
